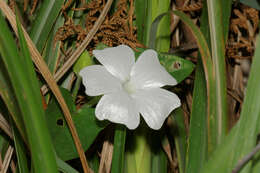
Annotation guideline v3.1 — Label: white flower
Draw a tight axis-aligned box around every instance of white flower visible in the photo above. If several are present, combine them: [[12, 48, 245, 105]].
[[79, 45, 181, 130]]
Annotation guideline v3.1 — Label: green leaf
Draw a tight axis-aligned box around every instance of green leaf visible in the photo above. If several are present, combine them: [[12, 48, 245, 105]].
[[207, 0, 228, 149], [170, 108, 187, 173], [111, 125, 126, 173], [158, 53, 194, 83], [45, 88, 109, 161], [252, 151, 260, 173], [0, 14, 58, 172], [186, 57, 208, 173], [125, 125, 151, 173], [43, 15, 64, 74], [12, 122, 29, 173], [88, 154, 100, 173], [56, 156, 79, 173], [135, 0, 171, 49], [239, 0, 260, 10], [29, 0, 64, 52], [73, 51, 94, 74], [201, 34, 260, 173], [135, 0, 151, 45], [152, 0, 171, 52], [221, 0, 232, 43], [151, 149, 167, 173], [150, 131, 167, 173], [0, 59, 26, 141], [185, 3, 209, 173]]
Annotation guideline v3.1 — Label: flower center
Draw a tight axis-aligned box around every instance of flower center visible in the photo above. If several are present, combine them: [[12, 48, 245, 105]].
[[123, 80, 136, 95]]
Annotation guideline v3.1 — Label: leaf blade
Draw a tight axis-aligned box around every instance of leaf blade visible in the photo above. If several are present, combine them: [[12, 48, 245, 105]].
[[0, 14, 58, 173], [29, 0, 64, 52], [201, 34, 260, 173], [111, 125, 126, 173]]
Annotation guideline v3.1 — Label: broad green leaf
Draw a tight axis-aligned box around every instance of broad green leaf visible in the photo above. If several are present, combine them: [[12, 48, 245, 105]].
[[158, 53, 194, 83], [29, 0, 64, 52], [239, 0, 260, 10], [0, 14, 58, 172], [73, 51, 94, 74], [111, 125, 126, 173], [201, 34, 260, 173], [45, 88, 109, 161]]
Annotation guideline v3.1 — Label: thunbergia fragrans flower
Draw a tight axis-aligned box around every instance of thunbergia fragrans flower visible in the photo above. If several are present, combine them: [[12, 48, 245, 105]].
[[79, 45, 181, 130]]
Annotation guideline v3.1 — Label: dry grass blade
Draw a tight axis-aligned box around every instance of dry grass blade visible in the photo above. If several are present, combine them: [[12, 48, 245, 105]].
[[1, 146, 14, 173], [0, 1, 90, 172], [41, 0, 114, 95], [0, 113, 13, 139], [162, 138, 175, 171], [98, 140, 113, 173]]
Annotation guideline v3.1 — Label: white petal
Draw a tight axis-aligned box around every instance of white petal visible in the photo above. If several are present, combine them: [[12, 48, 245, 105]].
[[79, 65, 122, 96], [130, 49, 177, 89], [95, 91, 140, 129], [93, 45, 135, 82], [132, 88, 181, 130]]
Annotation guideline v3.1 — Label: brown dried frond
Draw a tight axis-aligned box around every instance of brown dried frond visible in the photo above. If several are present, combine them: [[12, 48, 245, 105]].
[[62, 0, 74, 11], [227, 4, 258, 59], [21, 0, 38, 14], [54, 16, 87, 48], [55, 0, 143, 52], [73, 0, 102, 11], [178, 1, 203, 12], [23, 0, 29, 11], [30, 0, 38, 14]]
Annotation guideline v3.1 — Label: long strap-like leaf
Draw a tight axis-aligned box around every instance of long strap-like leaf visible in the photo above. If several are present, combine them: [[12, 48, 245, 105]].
[[0, 1, 90, 172]]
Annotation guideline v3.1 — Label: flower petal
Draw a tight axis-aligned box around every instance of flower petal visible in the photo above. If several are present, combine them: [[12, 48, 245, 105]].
[[132, 88, 181, 130], [130, 49, 177, 89], [79, 65, 122, 96], [93, 45, 135, 82], [95, 90, 140, 129]]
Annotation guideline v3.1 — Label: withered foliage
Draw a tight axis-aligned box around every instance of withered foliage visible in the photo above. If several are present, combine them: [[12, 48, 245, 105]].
[[15, 0, 39, 14], [227, 4, 259, 59], [177, 0, 203, 12], [54, 17, 87, 48], [55, 0, 143, 52], [8, 0, 16, 12]]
